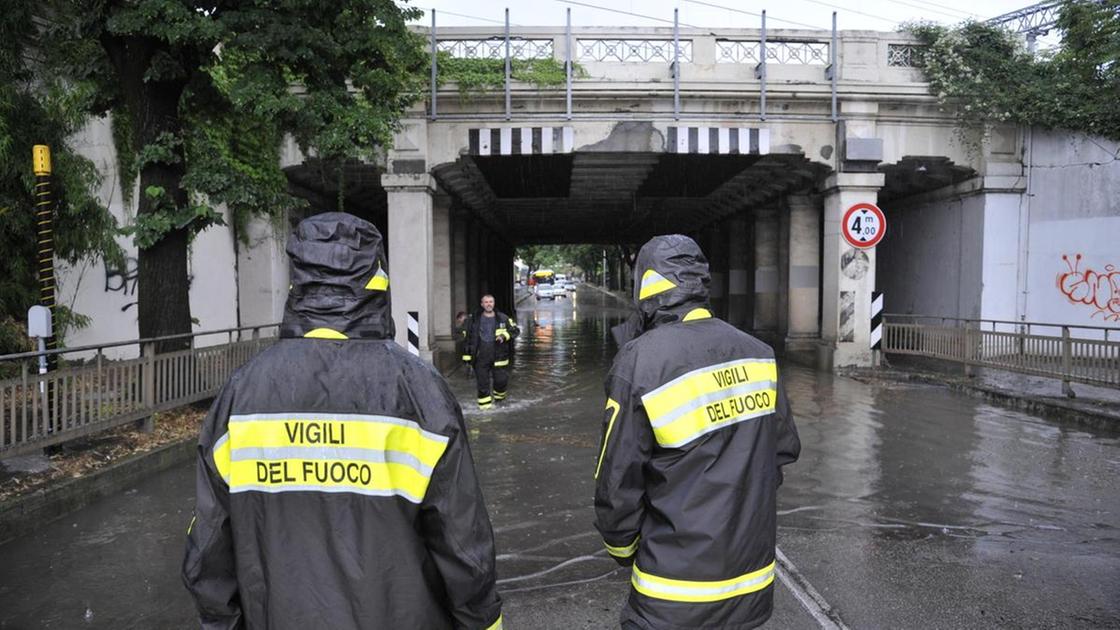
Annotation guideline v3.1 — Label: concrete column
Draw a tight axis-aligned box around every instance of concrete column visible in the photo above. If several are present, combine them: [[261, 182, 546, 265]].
[[479, 228, 491, 296], [383, 173, 436, 360], [753, 208, 780, 343], [451, 213, 468, 319], [431, 193, 453, 355], [726, 215, 751, 330], [707, 224, 728, 319], [786, 195, 822, 359], [777, 204, 791, 341], [821, 173, 885, 368], [236, 213, 290, 329], [467, 219, 481, 307]]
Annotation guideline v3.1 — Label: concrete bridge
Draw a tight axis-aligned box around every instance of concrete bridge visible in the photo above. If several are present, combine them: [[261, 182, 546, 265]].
[[61, 24, 1119, 368], [288, 24, 1030, 368]]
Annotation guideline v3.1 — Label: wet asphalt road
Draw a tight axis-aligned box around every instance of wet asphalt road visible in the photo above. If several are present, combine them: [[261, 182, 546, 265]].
[[1, 287, 1118, 629]]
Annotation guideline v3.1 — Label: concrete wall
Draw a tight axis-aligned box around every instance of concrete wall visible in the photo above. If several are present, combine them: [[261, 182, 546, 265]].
[[1022, 130, 1120, 326], [57, 116, 261, 358], [879, 128, 1119, 329], [878, 194, 984, 320]]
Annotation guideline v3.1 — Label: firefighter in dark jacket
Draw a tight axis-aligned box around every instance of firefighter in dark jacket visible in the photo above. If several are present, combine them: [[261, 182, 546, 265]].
[[462, 295, 519, 409], [594, 234, 801, 630], [182, 213, 503, 630]]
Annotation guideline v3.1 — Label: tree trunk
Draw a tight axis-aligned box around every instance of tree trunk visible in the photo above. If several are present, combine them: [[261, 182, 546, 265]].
[[101, 34, 195, 352]]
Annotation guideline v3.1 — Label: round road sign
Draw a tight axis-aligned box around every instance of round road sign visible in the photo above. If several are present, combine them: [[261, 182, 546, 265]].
[[842, 202, 886, 249]]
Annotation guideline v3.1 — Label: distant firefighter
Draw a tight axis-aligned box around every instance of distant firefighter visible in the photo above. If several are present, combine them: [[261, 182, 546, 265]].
[[183, 213, 502, 630], [461, 295, 520, 409], [595, 234, 801, 630]]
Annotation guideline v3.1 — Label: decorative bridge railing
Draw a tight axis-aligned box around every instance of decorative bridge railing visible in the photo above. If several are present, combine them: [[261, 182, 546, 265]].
[[0, 325, 279, 459], [882, 315, 1120, 395], [423, 9, 926, 122]]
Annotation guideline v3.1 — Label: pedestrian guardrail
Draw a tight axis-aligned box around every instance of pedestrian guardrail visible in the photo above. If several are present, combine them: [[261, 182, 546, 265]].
[[0, 325, 279, 459], [882, 315, 1120, 395]]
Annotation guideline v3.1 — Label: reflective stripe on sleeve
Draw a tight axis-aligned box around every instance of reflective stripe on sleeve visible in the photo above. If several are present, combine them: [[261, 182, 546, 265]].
[[223, 413, 449, 503], [641, 359, 778, 448], [494, 359, 509, 367], [485, 614, 503, 630], [631, 561, 776, 603], [213, 432, 232, 484], [462, 355, 473, 361], [594, 398, 621, 479], [604, 535, 639, 558]]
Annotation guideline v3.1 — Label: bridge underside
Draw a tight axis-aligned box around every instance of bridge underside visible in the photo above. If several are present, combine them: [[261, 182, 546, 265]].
[[284, 150, 977, 370]]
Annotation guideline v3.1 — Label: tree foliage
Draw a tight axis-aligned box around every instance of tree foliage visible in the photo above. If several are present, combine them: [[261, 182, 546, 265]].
[[907, 2, 1120, 141], [437, 53, 587, 97], [0, 2, 123, 353], [30, 0, 428, 343]]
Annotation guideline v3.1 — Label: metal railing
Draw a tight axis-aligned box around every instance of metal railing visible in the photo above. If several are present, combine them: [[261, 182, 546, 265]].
[[882, 315, 1120, 395], [0, 324, 279, 459], [425, 9, 924, 123]]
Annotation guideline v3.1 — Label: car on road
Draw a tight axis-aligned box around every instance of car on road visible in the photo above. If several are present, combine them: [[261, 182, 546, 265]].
[[536, 284, 558, 300], [564, 280, 578, 292]]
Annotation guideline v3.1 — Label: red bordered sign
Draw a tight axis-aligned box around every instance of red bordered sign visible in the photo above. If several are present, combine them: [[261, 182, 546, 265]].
[[842, 202, 886, 249]]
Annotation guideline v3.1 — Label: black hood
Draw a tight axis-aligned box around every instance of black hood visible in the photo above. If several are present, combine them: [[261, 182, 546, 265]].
[[612, 234, 711, 346], [280, 212, 395, 339]]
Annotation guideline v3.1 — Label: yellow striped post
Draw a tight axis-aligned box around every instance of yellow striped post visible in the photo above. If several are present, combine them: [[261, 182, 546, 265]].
[[32, 146, 58, 374]]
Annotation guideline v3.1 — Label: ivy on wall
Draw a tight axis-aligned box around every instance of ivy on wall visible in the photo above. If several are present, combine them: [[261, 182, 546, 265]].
[[906, 2, 1120, 141]]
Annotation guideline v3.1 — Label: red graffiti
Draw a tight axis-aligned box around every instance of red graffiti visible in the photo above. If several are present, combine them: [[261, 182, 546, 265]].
[[1057, 254, 1120, 321]]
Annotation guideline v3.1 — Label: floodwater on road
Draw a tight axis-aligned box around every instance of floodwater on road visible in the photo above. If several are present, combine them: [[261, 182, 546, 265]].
[[0, 286, 1117, 629]]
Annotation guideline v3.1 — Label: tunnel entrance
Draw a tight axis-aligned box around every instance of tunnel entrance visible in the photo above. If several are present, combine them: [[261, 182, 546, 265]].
[[280, 142, 976, 368]]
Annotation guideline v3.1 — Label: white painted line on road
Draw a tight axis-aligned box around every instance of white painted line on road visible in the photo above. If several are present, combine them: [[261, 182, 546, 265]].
[[775, 546, 850, 630]]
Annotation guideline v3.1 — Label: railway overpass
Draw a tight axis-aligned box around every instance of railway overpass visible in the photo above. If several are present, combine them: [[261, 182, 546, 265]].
[[281, 24, 1024, 368]]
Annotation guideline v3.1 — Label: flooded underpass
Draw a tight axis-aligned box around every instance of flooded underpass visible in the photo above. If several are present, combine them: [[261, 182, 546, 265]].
[[1, 287, 1118, 628]]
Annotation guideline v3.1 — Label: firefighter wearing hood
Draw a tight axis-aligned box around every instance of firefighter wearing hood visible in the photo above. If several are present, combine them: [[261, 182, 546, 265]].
[[183, 213, 503, 630], [594, 234, 801, 630], [462, 294, 520, 409]]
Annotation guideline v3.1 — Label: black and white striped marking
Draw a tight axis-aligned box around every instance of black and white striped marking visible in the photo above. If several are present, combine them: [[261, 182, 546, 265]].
[[870, 291, 883, 350], [407, 311, 420, 357], [667, 127, 770, 154], [469, 127, 574, 156]]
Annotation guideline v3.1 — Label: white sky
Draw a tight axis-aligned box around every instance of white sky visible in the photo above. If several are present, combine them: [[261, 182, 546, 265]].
[[405, 0, 1040, 31]]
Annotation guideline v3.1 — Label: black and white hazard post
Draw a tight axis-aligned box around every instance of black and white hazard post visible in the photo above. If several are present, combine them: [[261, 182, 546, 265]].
[[407, 311, 420, 357], [870, 291, 884, 365]]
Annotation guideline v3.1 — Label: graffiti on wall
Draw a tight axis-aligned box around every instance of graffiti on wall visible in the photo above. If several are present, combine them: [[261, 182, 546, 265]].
[[1057, 254, 1120, 321], [105, 257, 139, 312]]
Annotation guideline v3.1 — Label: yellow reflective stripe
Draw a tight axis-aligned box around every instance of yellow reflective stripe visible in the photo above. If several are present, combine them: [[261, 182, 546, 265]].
[[485, 614, 503, 630], [224, 413, 449, 503], [493, 390, 507, 399], [631, 561, 776, 603], [187, 515, 196, 535], [364, 264, 389, 291], [213, 432, 232, 484], [594, 398, 621, 479], [604, 535, 639, 558], [682, 307, 712, 322], [462, 355, 473, 361], [639, 269, 676, 300], [304, 328, 348, 339], [641, 359, 778, 448], [493, 359, 509, 367]]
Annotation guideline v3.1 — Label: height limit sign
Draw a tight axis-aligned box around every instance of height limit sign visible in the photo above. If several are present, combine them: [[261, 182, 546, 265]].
[[842, 202, 886, 249]]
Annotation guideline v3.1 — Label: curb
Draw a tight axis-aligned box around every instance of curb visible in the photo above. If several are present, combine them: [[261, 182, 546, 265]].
[[0, 437, 197, 546], [583, 284, 631, 307], [844, 368, 1120, 432]]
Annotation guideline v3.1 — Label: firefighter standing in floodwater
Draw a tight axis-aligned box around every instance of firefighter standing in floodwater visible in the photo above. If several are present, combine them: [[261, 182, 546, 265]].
[[462, 295, 519, 409], [594, 234, 800, 630], [182, 213, 502, 630]]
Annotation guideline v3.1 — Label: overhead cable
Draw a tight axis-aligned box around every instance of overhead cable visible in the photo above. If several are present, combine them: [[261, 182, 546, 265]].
[[553, 0, 701, 27], [682, 0, 828, 30]]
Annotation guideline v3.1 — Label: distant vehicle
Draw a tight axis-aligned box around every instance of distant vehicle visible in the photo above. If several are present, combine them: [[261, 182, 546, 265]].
[[536, 284, 558, 300], [564, 280, 578, 292], [532, 269, 556, 287]]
